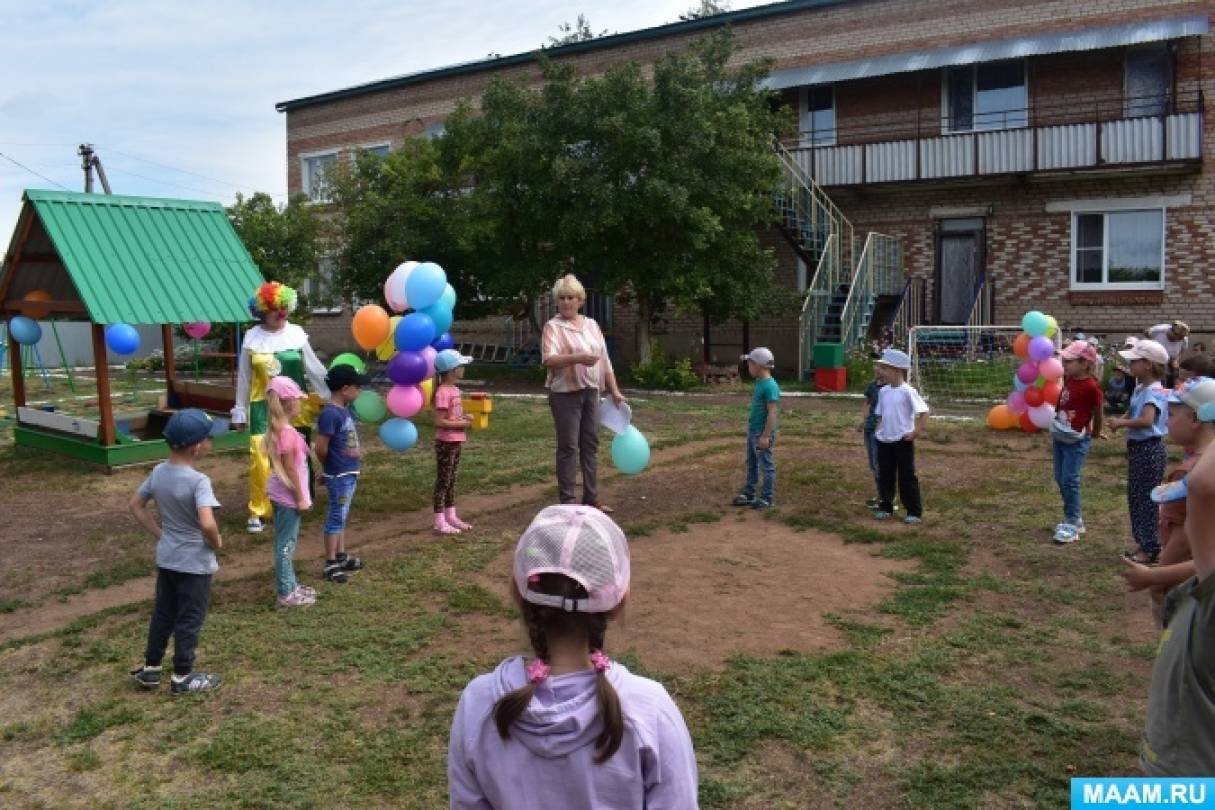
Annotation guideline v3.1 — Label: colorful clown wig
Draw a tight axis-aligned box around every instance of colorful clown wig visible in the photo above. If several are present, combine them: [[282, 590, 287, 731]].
[[248, 281, 298, 320]]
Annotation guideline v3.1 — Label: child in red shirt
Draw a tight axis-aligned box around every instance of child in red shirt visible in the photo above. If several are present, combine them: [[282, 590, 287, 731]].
[[1051, 341, 1104, 544]]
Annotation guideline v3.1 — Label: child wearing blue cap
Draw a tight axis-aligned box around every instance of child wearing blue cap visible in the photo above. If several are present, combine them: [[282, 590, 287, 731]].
[[129, 409, 224, 694], [432, 349, 475, 535]]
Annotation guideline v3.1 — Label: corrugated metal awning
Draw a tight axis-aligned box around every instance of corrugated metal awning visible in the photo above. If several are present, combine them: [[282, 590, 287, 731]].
[[764, 14, 1208, 89]]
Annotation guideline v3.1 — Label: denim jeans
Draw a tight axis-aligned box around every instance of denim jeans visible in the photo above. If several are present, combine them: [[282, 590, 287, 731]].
[[1052, 435, 1091, 525], [323, 474, 358, 535], [272, 502, 301, 596], [863, 426, 880, 493], [743, 428, 776, 502]]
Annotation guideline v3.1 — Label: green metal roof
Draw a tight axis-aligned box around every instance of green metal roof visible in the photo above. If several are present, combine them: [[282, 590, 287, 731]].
[[276, 0, 849, 112], [20, 190, 263, 324]]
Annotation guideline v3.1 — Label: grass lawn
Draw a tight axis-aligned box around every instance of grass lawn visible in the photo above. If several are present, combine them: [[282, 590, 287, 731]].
[[0, 387, 1160, 808]]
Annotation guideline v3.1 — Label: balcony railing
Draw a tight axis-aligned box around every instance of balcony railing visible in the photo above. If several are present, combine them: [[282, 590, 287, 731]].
[[782, 90, 1202, 187]]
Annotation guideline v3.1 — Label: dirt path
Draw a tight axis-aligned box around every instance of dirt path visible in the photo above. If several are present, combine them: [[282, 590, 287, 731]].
[[1, 436, 750, 644]]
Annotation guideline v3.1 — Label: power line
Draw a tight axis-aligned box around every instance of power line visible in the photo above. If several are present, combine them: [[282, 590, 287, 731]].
[[101, 146, 286, 198], [0, 150, 72, 190]]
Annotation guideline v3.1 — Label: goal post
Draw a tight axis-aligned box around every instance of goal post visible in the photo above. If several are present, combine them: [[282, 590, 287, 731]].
[[908, 325, 1039, 406]]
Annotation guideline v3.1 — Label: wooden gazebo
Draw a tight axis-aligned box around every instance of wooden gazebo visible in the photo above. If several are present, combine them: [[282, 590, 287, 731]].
[[0, 190, 263, 467]]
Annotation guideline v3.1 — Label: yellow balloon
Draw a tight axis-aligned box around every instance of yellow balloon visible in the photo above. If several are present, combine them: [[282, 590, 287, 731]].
[[375, 316, 401, 361], [1044, 315, 1058, 339], [419, 377, 435, 411]]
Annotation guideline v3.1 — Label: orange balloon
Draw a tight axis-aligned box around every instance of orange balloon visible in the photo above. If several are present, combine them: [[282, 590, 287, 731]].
[[1042, 381, 1062, 407], [1019, 412, 1039, 433], [1013, 333, 1031, 359], [987, 404, 1017, 430], [351, 305, 391, 351], [1024, 386, 1045, 408], [22, 289, 52, 319]]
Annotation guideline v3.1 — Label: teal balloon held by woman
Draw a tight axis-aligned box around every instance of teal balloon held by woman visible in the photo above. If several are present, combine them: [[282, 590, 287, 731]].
[[611, 425, 650, 475]]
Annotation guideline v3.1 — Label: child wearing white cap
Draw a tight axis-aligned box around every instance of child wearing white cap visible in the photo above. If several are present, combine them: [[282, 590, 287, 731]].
[[448, 505, 698, 808], [732, 347, 780, 509], [872, 349, 929, 524]]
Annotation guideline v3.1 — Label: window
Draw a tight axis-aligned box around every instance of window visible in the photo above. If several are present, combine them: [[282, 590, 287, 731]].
[[301, 151, 338, 202], [1126, 44, 1173, 117], [945, 60, 1027, 133], [1071, 209, 1164, 289], [359, 143, 391, 159], [421, 121, 446, 140], [303, 256, 343, 314], [801, 86, 835, 146]]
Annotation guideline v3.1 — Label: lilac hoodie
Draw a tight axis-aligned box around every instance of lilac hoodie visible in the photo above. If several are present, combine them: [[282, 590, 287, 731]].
[[448, 655, 699, 809]]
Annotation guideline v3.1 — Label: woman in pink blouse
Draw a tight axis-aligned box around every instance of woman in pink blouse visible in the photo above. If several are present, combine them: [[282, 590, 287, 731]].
[[541, 275, 626, 513]]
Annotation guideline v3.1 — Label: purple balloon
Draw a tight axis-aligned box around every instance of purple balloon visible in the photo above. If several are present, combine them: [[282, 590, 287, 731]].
[[431, 332, 454, 352], [1006, 390, 1028, 415], [387, 350, 429, 386], [1017, 361, 1040, 385], [1028, 336, 1055, 363]]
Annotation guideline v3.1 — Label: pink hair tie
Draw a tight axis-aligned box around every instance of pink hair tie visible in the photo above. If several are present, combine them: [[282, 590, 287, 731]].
[[526, 658, 551, 684], [589, 650, 611, 673]]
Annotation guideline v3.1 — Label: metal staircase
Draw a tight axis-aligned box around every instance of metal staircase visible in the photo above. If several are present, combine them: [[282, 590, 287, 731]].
[[773, 140, 905, 380]]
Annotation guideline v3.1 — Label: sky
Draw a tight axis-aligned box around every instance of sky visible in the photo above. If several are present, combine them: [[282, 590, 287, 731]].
[[0, 0, 770, 242]]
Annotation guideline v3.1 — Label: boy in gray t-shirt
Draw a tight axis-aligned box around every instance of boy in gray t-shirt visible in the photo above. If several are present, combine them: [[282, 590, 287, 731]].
[[129, 409, 224, 695]]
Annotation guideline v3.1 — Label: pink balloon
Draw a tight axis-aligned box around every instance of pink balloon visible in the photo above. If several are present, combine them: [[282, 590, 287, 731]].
[[1039, 357, 1064, 381], [420, 346, 437, 380], [1006, 390, 1028, 415], [386, 384, 424, 419], [1017, 361, 1040, 385], [1028, 403, 1055, 429], [1028, 336, 1055, 363], [183, 322, 211, 339], [384, 261, 417, 313]]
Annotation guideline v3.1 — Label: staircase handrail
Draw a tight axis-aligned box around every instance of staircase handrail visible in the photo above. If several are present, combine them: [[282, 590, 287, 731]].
[[886, 277, 925, 350], [839, 232, 901, 353], [773, 138, 855, 274], [798, 232, 837, 378]]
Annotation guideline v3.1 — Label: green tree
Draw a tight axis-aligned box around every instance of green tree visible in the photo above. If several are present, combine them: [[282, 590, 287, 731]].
[[227, 192, 326, 306], [546, 14, 606, 47], [680, 0, 731, 21]]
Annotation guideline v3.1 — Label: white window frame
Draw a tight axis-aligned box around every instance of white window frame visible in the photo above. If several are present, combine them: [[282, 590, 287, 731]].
[[354, 141, 391, 159], [1068, 207, 1166, 292], [304, 255, 344, 314], [299, 149, 340, 202], [799, 85, 836, 147], [941, 60, 1029, 135]]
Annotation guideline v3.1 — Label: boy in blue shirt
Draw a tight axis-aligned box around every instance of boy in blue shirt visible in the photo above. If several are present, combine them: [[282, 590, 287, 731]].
[[129, 409, 225, 695], [732, 347, 781, 509], [316, 363, 371, 583]]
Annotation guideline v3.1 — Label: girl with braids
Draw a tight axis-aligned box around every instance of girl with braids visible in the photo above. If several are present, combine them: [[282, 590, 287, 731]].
[[448, 505, 699, 809], [262, 377, 316, 608]]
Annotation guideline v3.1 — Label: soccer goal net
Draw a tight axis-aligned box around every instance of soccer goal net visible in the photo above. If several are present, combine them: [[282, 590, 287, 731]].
[[908, 325, 1031, 406]]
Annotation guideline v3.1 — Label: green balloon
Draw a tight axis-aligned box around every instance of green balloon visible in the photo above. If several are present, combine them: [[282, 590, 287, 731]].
[[352, 390, 387, 423], [330, 352, 366, 374]]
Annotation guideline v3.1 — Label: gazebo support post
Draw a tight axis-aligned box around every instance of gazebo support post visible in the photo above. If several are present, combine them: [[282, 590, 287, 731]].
[[8, 332, 25, 410], [162, 324, 177, 404], [91, 323, 116, 446]]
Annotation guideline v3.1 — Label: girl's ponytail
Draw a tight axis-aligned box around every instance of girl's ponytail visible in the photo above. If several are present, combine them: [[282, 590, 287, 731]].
[[493, 610, 550, 740], [588, 616, 623, 763]]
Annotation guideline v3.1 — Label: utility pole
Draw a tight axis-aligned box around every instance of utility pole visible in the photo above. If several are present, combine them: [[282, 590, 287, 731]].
[[77, 143, 112, 194]]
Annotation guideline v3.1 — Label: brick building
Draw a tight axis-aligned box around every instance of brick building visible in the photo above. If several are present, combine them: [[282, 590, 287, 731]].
[[278, 0, 1214, 373]]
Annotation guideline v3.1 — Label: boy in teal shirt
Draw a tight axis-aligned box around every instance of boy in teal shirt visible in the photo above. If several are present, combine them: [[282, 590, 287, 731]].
[[733, 347, 781, 509]]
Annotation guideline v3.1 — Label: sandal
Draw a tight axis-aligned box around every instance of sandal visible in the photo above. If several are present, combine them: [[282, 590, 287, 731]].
[[1121, 549, 1159, 565]]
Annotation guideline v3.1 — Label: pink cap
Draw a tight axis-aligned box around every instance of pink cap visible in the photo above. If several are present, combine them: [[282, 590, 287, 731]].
[[514, 505, 630, 613], [266, 375, 306, 400], [1060, 340, 1097, 364]]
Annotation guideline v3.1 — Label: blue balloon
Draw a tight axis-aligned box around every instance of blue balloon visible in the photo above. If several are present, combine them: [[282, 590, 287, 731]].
[[431, 332, 455, 352], [8, 316, 41, 346], [422, 302, 453, 336], [395, 312, 436, 352], [439, 283, 457, 311], [379, 417, 418, 451], [387, 350, 429, 386], [405, 262, 447, 310], [105, 323, 141, 355], [611, 425, 650, 475]]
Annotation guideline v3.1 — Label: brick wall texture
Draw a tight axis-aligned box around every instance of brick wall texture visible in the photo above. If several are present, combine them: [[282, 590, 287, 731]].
[[283, 0, 1215, 373]]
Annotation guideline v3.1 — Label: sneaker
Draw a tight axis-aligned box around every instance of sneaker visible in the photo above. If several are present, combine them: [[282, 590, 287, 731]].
[[296, 584, 317, 599], [338, 555, 364, 572], [732, 494, 755, 507], [130, 665, 162, 689], [864, 498, 881, 509], [324, 562, 350, 584], [903, 515, 922, 525], [246, 516, 264, 534], [1054, 524, 1079, 544], [170, 672, 222, 695], [277, 589, 316, 608], [751, 497, 773, 510], [874, 511, 892, 521]]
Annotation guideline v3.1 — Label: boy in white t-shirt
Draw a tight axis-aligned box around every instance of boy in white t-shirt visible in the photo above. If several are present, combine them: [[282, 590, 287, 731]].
[[872, 349, 929, 525]]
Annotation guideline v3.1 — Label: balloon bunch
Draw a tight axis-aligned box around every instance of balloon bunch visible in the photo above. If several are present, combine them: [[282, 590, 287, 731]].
[[346, 261, 458, 451], [987, 311, 1062, 432]]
